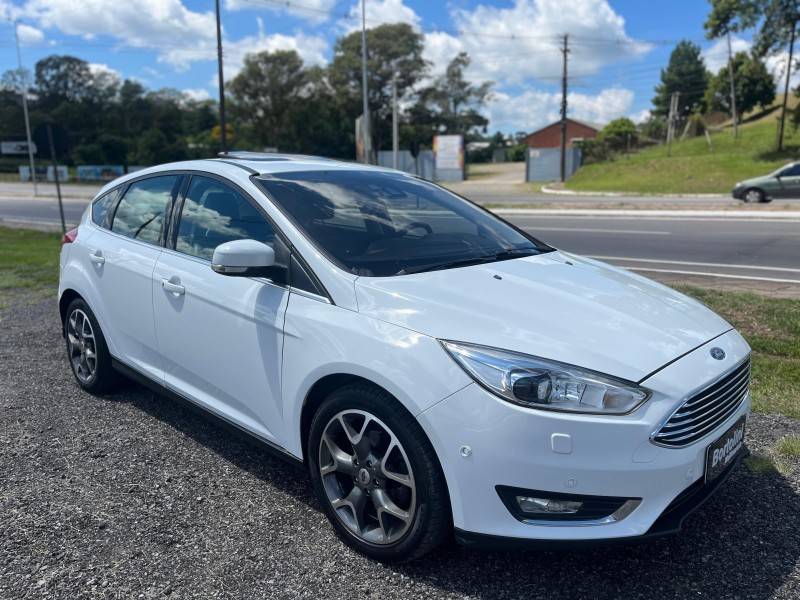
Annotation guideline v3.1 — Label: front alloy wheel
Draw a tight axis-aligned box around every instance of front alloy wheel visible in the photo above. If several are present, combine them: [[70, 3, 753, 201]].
[[319, 410, 416, 545], [744, 188, 765, 203], [308, 383, 450, 562]]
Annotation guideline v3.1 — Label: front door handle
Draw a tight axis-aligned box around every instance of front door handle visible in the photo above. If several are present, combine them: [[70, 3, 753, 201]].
[[89, 250, 105, 265], [161, 278, 185, 296]]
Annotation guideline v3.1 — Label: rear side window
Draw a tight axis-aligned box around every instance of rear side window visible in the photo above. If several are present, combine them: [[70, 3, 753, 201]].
[[175, 176, 276, 261], [112, 176, 178, 244], [91, 188, 121, 229]]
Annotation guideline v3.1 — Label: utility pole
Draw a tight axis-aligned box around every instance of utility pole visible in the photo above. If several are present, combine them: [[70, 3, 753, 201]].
[[392, 73, 399, 169], [360, 0, 371, 164], [215, 0, 227, 154], [667, 91, 680, 157], [726, 31, 738, 139], [46, 124, 66, 235], [778, 20, 796, 151], [559, 33, 569, 182], [13, 20, 38, 196]]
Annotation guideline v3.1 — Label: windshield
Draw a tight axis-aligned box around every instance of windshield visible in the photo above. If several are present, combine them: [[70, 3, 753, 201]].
[[256, 170, 551, 277]]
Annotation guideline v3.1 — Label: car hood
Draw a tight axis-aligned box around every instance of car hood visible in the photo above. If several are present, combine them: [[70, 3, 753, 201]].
[[739, 173, 774, 187], [354, 251, 731, 382]]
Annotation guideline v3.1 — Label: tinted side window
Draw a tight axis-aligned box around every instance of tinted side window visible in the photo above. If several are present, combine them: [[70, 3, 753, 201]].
[[780, 164, 800, 177], [112, 176, 177, 244], [175, 176, 276, 261], [91, 188, 121, 229]]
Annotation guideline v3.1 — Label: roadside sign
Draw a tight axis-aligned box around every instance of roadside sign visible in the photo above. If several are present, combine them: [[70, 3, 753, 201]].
[[19, 165, 69, 182], [434, 135, 463, 170], [1, 140, 37, 155]]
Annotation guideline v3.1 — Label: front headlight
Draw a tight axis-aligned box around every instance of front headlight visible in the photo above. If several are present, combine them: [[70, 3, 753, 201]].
[[442, 341, 650, 415]]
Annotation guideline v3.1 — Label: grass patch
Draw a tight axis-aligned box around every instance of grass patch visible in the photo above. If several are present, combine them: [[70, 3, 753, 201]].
[[0, 226, 62, 305], [676, 286, 800, 419], [744, 453, 780, 474], [566, 105, 800, 194], [776, 436, 800, 458]]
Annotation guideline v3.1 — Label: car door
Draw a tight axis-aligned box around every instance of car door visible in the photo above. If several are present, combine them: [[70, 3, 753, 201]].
[[87, 174, 181, 380], [152, 174, 290, 444], [776, 163, 800, 198]]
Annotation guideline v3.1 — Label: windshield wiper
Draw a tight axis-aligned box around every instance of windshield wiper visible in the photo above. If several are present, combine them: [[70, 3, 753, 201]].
[[397, 247, 538, 275]]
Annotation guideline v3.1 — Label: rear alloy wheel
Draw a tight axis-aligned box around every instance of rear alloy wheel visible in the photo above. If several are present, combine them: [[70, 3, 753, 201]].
[[66, 308, 97, 385], [744, 188, 765, 203], [64, 298, 120, 393], [308, 383, 450, 562]]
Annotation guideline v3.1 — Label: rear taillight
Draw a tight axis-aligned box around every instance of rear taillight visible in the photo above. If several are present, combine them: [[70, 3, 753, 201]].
[[62, 227, 78, 245]]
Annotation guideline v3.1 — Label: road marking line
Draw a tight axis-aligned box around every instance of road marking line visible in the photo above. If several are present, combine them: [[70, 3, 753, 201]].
[[623, 267, 800, 285], [532, 227, 670, 235], [590, 255, 800, 274]]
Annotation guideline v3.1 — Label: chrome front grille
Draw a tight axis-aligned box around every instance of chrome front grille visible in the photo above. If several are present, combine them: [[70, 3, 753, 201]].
[[652, 358, 751, 448]]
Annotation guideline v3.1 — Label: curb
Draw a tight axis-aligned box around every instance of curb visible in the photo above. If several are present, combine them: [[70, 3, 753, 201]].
[[492, 208, 800, 219], [540, 184, 728, 199]]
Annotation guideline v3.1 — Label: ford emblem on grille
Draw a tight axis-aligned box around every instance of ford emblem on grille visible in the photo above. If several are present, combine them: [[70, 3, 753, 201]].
[[710, 347, 726, 360]]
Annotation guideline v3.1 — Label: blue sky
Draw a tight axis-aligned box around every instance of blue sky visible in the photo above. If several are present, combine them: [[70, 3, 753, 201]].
[[0, 0, 774, 133]]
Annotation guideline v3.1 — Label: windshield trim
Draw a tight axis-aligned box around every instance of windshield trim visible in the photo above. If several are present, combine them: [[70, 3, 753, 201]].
[[252, 169, 554, 278]]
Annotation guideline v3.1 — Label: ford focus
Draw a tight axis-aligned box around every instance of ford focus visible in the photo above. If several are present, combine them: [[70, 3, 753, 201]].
[[58, 153, 750, 561]]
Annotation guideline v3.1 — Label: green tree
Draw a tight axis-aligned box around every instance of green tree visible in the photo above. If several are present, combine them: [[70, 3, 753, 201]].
[[228, 50, 307, 150], [705, 52, 775, 117], [598, 117, 638, 151], [34, 55, 94, 109], [329, 23, 427, 152], [404, 53, 493, 154], [417, 53, 492, 135], [652, 41, 710, 117], [705, 0, 761, 38]]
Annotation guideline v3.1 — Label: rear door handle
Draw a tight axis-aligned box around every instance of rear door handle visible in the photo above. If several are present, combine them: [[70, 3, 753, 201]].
[[89, 250, 105, 265], [161, 278, 185, 296]]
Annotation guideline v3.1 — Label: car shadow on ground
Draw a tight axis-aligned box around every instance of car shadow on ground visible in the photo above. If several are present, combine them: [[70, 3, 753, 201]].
[[117, 380, 799, 600]]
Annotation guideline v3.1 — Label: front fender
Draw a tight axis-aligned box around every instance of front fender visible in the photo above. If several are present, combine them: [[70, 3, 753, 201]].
[[280, 293, 471, 458]]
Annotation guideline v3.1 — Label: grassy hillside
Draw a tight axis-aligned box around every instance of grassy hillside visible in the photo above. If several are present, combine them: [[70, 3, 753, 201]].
[[567, 99, 800, 194]]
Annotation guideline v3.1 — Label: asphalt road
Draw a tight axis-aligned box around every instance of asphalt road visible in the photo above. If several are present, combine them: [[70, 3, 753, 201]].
[[2, 186, 799, 288], [2, 296, 799, 599], [517, 215, 800, 286]]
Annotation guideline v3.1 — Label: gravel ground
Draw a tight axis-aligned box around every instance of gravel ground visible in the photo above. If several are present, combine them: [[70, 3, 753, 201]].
[[2, 295, 799, 599]]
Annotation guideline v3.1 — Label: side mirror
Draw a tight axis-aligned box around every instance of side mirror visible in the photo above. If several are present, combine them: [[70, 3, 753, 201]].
[[212, 239, 276, 277]]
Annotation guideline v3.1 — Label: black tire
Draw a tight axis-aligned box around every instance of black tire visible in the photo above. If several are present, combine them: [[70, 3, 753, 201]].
[[64, 298, 121, 393], [743, 188, 766, 203], [307, 383, 451, 562]]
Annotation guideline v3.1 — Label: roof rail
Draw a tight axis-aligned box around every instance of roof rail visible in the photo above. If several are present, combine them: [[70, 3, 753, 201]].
[[217, 151, 292, 162], [217, 151, 339, 163]]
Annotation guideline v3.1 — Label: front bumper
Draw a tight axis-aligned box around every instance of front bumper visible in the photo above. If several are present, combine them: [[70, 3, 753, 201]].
[[417, 329, 751, 544], [732, 186, 746, 200]]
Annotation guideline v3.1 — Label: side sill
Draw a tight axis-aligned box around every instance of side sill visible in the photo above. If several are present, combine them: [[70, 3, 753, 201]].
[[110, 358, 304, 469]]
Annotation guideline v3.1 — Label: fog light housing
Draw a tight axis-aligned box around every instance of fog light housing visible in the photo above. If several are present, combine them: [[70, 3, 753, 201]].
[[517, 496, 582, 515], [497, 485, 641, 523]]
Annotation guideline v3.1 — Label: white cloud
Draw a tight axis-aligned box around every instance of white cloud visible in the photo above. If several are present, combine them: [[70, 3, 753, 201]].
[[339, 0, 421, 33], [88, 62, 120, 79], [184, 87, 211, 101], [226, 0, 336, 25], [766, 52, 800, 89], [21, 0, 327, 75], [629, 108, 651, 124], [223, 18, 328, 77], [17, 22, 45, 45], [488, 86, 634, 132], [702, 35, 751, 73], [24, 0, 217, 69], [423, 0, 650, 86]]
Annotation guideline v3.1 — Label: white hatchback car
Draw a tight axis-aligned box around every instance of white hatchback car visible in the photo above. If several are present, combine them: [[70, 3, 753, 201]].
[[59, 153, 751, 561]]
